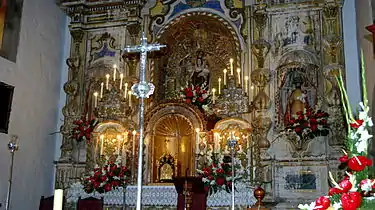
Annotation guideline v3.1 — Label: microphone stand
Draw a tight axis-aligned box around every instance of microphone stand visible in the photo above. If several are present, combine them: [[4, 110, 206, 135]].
[[5, 135, 19, 210]]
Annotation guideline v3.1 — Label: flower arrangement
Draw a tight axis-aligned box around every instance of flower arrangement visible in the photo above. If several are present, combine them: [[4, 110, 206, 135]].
[[197, 154, 243, 196], [285, 101, 330, 140], [180, 82, 211, 108], [82, 156, 131, 194], [72, 115, 98, 143], [298, 55, 375, 210]]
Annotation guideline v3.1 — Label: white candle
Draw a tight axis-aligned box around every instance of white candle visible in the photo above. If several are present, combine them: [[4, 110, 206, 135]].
[[122, 132, 128, 158], [100, 82, 104, 98], [93, 92, 98, 108], [128, 90, 132, 107], [120, 73, 124, 90], [113, 64, 117, 81], [195, 128, 200, 154], [214, 133, 220, 153], [245, 76, 249, 94], [223, 69, 227, 86], [100, 135, 104, 156], [106, 74, 110, 89], [237, 68, 241, 85], [218, 78, 222, 94], [53, 189, 63, 210], [124, 83, 128, 98], [116, 135, 121, 155], [212, 88, 216, 104], [230, 58, 234, 75]]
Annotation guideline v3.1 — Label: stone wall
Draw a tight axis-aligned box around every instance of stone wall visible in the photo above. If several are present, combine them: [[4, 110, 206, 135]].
[[0, 0, 66, 209]]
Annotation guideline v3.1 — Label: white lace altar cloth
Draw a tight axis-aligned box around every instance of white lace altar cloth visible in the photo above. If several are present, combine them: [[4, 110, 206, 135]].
[[67, 183, 255, 207]]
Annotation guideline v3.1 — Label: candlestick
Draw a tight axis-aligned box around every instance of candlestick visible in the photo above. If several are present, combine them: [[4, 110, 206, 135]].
[[212, 88, 216, 104], [100, 82, 104, 98], [223, 69, 227, 86], [218, 78, 222, 94], [113, 64, 117, 81], [120, 73, 124, 90], [245, 76, 249, 94], [100, 135, 104, 156], [117, 135, 121, 155], [93, 92, 98, 108], [53, 189, 63, 210], [124, 83, 128, 98], [128, 90, 132, 107], [237, 68, 241, 85], [106, 74, 110, 89], [230, 58, 234, 75]]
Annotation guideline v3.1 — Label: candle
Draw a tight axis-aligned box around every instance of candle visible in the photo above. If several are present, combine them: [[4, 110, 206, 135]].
[[212, 88, 216, 104], [237, 68, 241, 85], [100, 135, 104, 156], [124, 83, 128, 98], [122, 132, 128, 158], [93, 92, 98, 108], [245, 76, 249, 94], [230, 58, 234, 75], [195, 128, 200, 154], [116, 135, 121, 155], [214, 133, 220, 153], [223, 69, 227, 86], [53, 189, 63, 210], [100, 82, 104, 98], [113, 64, 117, 81], [106, 74, 110, 89], [218, 78, 222, 94], [128, 90, 132, 107], [120, 73, 124, 90]]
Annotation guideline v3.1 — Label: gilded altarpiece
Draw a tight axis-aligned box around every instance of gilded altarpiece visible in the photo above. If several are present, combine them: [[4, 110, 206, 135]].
[[55, 0, 347, 209]]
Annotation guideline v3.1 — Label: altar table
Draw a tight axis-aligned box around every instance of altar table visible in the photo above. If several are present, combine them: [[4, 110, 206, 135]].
[[67, 183, 255, 208]]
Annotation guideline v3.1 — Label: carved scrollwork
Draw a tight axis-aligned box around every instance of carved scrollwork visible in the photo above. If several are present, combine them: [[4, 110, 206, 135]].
[[251, 39, 271, 68]]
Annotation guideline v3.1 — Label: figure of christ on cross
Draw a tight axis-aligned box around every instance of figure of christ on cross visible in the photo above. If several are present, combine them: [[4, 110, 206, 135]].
[[123, 32, 166, 210]]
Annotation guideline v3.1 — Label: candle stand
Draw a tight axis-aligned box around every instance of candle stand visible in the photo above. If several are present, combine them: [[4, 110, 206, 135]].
[[5, 135, 19, 210], [227, 133, 238, 210]]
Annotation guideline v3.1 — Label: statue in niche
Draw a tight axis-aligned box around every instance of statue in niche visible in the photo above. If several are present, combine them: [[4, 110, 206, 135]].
[[280, 70, 316, 125], [179, 50, 210, 88]]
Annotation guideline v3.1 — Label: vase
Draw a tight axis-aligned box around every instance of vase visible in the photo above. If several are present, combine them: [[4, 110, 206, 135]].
[[253, 186, 265, 207]]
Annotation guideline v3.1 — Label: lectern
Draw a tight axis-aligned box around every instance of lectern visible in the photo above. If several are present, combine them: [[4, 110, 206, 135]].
[[173, 176, 207, 210]]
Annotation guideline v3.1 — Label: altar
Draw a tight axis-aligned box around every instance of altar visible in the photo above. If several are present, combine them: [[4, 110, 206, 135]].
[[66, 183, 255, 209]]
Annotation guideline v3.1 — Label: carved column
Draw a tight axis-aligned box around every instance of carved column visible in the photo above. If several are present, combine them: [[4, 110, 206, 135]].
[[250, 6, 272, 197]]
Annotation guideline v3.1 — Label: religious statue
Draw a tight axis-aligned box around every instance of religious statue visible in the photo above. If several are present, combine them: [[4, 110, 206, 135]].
[[179, 50, 210, 88], [283, 74, 308, 125]]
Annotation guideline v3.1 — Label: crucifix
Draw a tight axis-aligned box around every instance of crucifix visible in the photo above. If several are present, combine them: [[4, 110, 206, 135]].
[[123, 32, 166, 210]]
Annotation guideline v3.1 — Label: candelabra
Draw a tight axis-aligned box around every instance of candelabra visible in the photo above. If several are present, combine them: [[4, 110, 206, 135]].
[[5, 135, 19, 210], [227, 132, 238, 210]]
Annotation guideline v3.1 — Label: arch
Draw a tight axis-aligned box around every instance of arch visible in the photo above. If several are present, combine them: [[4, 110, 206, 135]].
[[93, 120, 128, 134], [214, 117, 251, 130], [154, 9, 245, 52]]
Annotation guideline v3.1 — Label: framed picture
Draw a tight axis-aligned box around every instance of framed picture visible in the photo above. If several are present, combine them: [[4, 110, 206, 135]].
[[0, 81, 14, 134]]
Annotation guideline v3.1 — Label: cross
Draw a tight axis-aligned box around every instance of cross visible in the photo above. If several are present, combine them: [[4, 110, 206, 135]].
[[123, 32, 166, 210]]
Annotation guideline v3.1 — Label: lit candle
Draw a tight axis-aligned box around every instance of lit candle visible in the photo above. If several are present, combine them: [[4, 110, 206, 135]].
[[116, 135, 121, 155], [100, 82, 104, 98], [237, 68, 241, 85], [128, 90, 132, 107], [230, 58, 234, 75], [195, 128, 200, 154], [218, 78, 222, 94], [106, 74, 110, 89], [100, 135, 104, 156], [53, 189, 63, 210], [245, 76, 249, 94], [122, 132, 128, 158], [113, 64, 117, 81], [212, 88, 216, 104], [223, 69, 227, 86], [120, 73, 124, 90], [93, 92, 98, 108], [124, 83, 128, 98]]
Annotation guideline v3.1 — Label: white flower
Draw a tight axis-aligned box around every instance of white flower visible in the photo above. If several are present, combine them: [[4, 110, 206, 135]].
[[358, 129, 373, 143], [298, 202, 316, 210], [332, 201, 341, 210], [360, 179, 373, 193], [356, 139, 368, 153]]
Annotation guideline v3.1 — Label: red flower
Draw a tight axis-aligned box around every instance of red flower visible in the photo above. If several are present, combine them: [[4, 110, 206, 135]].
[[100, 175, 107, 182], [341, 192, 361, 210], [338, 179, 353, 193], [216, 177, 225, 186], [186, 91, 193, 98], [310, 124, 318, 132], [295, 127, 302, 133], [314, 196, 330, 210], [328, 187, 342, 196], [104, 183, 112, 192], [296, 111, 303, 115], [349, 119, 364, 129], [298, 115, 304, 120], [216, 168, 224, 174], [208, 175, 214, 180], [93, 181, 100, 189], [310, 118, 317, 124], [112, 180, 120, 187], [347, 156, 372, 171], [186, 98, 192, 103], [339, 155, 349, 163]]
